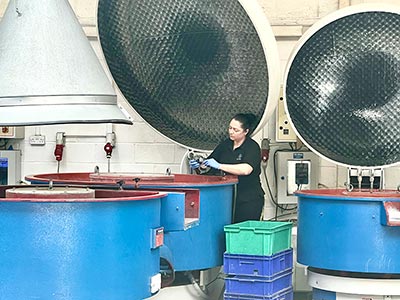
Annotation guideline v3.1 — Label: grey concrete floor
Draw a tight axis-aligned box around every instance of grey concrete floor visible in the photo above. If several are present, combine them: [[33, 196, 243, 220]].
[[294, 291, 313, 300]]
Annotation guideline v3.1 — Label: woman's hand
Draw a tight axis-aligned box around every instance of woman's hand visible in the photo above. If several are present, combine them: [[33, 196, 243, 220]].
[[189, 159, 200, 169], [203, 158, 221, 170]]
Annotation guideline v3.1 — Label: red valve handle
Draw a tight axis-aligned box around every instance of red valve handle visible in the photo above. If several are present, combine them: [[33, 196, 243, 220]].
[[104, 142, 113, 158], [54, 144, 64, 161]]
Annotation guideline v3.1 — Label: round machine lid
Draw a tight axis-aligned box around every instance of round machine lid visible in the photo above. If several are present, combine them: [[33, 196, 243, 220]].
[[5, 187, 95, 199], [97, 0, 280, 151], [284, 4, 400, 168], [89, 172, 175, 182]]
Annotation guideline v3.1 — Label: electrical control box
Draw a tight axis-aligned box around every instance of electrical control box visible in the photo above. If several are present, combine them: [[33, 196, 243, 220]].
[[276, 151, 319, 204], [0, 150, 21, 185], [0, 127, 24, 139], [276, 87, 296, 142]]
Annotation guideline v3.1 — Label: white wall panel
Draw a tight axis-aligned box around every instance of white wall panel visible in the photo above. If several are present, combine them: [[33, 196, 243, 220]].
[[0, 0, 399, 190]]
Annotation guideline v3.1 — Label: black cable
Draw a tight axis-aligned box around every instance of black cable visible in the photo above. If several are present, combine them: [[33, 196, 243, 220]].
[[270, 150, 297, 219], [185, 272, 209, 297], [0, 139, 7, 150], [318, 183, 330, 189], [289, 141, 305, 152], [272, 149, 298, 211], [205, 272, 226, 287], [273, 149, 297, 210], [265, 143, 315, 218], [262, 144, 314, 219], [262, 164, 285, 210], [266, 211, 298, 221], [273, 148, 298, 181], [262, 163, 296, 211]]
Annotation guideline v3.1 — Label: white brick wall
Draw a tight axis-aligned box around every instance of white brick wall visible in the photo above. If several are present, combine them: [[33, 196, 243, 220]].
[[1, 0, 400, 192]]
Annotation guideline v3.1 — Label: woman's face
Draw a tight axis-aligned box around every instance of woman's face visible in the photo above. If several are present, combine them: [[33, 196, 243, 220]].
[[228, 119, 248, 142]]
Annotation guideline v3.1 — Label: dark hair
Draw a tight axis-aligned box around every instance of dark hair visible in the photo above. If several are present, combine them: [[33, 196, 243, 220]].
[[232, 113, 257, 135]]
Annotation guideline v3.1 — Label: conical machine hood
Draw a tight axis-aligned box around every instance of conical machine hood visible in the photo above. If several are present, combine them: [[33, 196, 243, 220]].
[[0, 0, 132, 126]]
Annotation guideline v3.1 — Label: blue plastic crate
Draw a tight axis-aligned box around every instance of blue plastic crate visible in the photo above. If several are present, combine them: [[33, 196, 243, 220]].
[[224, 249, 293, 277], [224, 287, 293, 300], [225, 269, 292, 296]]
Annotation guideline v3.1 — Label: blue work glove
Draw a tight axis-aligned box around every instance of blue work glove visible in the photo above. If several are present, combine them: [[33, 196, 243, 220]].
[[189, 159, 200, 169], [203, 158, 221, 170]]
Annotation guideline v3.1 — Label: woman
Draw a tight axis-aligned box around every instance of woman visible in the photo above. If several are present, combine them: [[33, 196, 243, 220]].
[[190, 113, 264, 223]]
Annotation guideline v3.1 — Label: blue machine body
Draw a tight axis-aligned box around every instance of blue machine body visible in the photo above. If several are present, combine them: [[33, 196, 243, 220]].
[[26, 173, 237, 272], [297, 189, 400, 274], [156, 183, 234, 271], [0, 188, 165, 300]]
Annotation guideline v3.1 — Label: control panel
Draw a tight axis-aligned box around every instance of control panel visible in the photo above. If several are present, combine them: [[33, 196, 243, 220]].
[[276, 151, 319, 204], [348, 168, 383, 190]]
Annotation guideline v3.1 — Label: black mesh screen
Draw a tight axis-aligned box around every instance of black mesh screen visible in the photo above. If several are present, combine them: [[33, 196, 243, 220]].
[[98, 0, 270, 150], [286, 11, 400, 167]]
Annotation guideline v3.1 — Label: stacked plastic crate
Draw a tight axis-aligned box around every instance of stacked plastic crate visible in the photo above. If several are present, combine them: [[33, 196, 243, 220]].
[[223, 221, 294, 300]]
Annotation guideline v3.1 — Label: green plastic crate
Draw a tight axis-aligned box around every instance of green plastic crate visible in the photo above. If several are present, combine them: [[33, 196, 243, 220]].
[[224, 221, 293, 255]]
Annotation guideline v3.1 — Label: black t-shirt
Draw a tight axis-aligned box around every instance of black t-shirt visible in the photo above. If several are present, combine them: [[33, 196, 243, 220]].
[[207, 137, 264, 202]]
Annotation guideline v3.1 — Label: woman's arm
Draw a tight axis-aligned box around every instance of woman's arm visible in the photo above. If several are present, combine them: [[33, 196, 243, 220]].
[[203, 158, 253, 175], [219, 162, 253, 176]]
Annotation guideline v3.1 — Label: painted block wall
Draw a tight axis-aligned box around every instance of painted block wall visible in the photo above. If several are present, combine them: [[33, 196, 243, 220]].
[[0, 0, 399, 212]]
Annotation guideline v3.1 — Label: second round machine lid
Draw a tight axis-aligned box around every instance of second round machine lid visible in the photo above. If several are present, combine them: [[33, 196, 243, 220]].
[[284, 4, 400, 168]]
